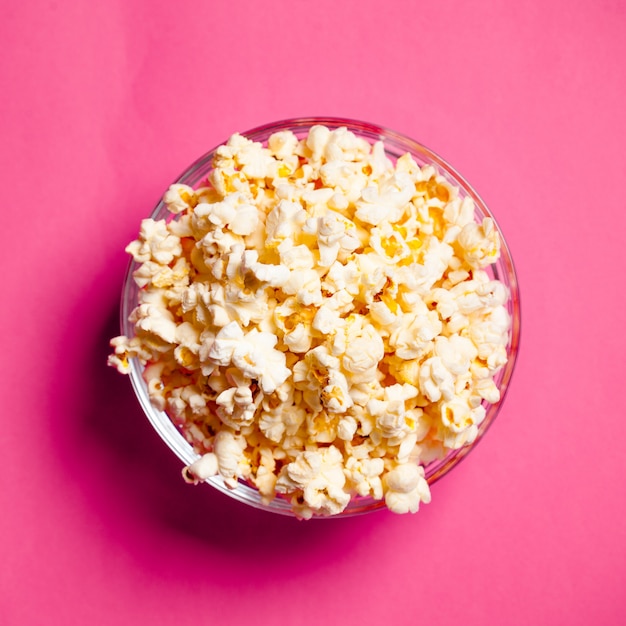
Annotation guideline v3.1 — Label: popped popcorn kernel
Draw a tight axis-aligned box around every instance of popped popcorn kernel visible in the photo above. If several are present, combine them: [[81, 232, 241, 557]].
[[183, 452, 218, 484], [275, 445, 351, 518], [383, 463, 431, 514], [164, 184, 198, 214], [110, 124, 513, 518]]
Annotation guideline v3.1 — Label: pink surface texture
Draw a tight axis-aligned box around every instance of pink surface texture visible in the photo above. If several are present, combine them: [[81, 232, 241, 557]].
[[1, 0, 625, 624]]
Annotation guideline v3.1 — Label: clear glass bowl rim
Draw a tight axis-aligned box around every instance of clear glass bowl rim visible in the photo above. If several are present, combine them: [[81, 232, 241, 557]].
[[120, 116, 521, 518]]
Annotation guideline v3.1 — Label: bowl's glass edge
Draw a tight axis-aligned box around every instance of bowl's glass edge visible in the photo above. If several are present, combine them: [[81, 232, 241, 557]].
[[119, 117, 521, 518]]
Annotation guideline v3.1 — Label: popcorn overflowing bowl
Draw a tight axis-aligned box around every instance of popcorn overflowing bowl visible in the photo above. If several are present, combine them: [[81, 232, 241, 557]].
[[110, 117, 520, 519]]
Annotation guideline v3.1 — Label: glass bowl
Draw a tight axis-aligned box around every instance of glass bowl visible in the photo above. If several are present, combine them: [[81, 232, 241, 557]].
[[119, 117, 521, 517]]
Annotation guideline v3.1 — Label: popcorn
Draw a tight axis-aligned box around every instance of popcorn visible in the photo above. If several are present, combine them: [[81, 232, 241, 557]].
[[231, 329, 290, 394], [265, 200, 307, 247], [125, 219, 182, 265], [383, 463, 431, 514], [215, 385, 257, 429], [213, 430, 248, 488], [367, 383, 420, 439], [194, 193, 260, 236], [268, 130, 299, 159], [107, 335, 149, 374], [433, 335, 477, 377], [259, 397, 306, 443], [275, 445, 351, 518], [340, 316, 385, 376], [320, 369, 353, 414], [354, 172, 415, 226], [163, 183, 197, 214], [344, 456, 384, 499], [389, 308, 443, 360], [207, 321, 244, 366], [283, 322, 312, 353], [281, 268, 323, 306], [131, 303, 178, 345], [306, 211, 360, 267], [208, 322, 290, 394], [440, 398, 474, 434], [110, 124, 512, 518], [419, 356, 456, 403], [182, 452, 219, 484], [337, 414, 358, 441], [457, 217, 501, 268]]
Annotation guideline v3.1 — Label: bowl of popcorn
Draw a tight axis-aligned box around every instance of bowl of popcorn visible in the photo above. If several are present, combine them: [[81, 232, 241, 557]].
[[109, 117, 520, 519]]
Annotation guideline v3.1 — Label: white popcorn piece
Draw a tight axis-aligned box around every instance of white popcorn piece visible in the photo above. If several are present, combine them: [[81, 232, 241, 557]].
[[383, 463, 431, 514], [281, 268, 323, 306], [305, 124, 332, 161], [108, 335, 149, 374], [306, 409, 339, 443], [173, 383, 210, 417], [419, 356, 455, 403], [301, 186, 335, 213], [475, 377, 501, 404], [182, 452, 219, 484], [428, 287, 459, 320], [367, 300, 402, 333], [265, 199, 307, 246], [132, 257, 190, 291], [354, 172, 415, 225], [293, 345, 340, 391], [268, 130, 299, 159], [321, 369, 354, 414], [305, 211, 360, 267], [259, 399, 306, 443], [323, 259, 361, 296], [457, 217, 501, 268], [443, 196, 475, 228], [131, 303, 178, 345], [311, 304, 341, 337], [344, 456, 384, 499], [217, 133, 277, 180], [213, 430, 248, 488], [395, 237, 454, 295], [243, 249, 291, 288], [340, 317, 385, 377], [275, 445, 351, 518], [368, 140, 394, 178], [367, 383, 419, 439], [163, 183, 197, 214], [390, 310, 443, 360], [475, 277, 509, 310], [440, 398, 475, 434], [319, 160, 363, 194], [433, 335, 478, 377], [273, 297, 305, 334], [394, 152, 420, 178], [125, 219, 183, 265], [353, 253, 388, 303], [337, 414, 358, 441], [195, 194, 261, 237], [397, 431, 420, 463], [277, 239, 316, 271], [207, 321, 244, 366], [283, 322, 312, 353], [198, 225, 243, 258], [230, 328, 291, 394], [215, 385, 258, 429]]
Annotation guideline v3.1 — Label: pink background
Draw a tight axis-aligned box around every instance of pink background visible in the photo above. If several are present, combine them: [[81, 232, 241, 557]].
[[2, 0, 625, 624]]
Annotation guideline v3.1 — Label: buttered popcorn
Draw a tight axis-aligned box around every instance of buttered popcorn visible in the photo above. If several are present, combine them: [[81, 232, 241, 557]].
[[109, 125, 512, 519]]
